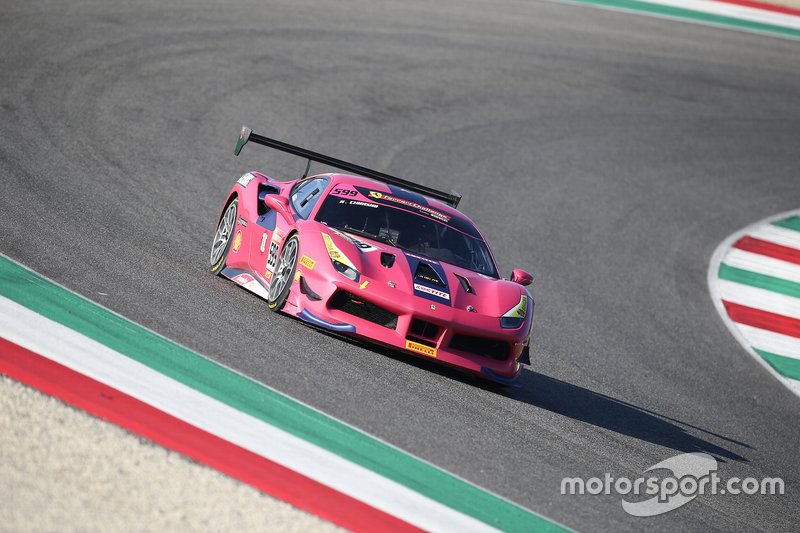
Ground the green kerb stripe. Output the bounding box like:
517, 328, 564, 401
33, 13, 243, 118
772, 216, 800, 233
0, 256, 565, 533
754, 349, 800, 381
718, 263, 800, 299
566, 0, 800, 39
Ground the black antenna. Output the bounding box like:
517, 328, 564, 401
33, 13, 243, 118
301, 158, 311, 179
234, 125, 461, 208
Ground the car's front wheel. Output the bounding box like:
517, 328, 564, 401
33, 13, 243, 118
210, 199, 238, 275
267, 234, 299, 311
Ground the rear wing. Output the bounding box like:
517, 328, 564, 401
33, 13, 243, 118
233, 125, 461, 208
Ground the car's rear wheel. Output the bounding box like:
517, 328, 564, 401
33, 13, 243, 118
267, 234, 299, 311
210, 199, 238, 275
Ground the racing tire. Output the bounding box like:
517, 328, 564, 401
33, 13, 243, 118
267, 234, 300, 312
210, 198, 238, 275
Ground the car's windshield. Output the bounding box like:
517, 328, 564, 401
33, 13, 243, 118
315, 191, 498, 277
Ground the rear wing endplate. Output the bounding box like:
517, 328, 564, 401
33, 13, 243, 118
234, 125, 461, 208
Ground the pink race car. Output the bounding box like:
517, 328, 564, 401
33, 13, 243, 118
211, 126, 534, 385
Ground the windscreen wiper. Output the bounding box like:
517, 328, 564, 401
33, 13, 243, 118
338, 226, 397, 247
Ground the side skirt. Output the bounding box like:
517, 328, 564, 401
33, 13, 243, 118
220, 267, 272, 301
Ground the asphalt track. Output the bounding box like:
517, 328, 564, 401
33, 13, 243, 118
1, 0, 799, 530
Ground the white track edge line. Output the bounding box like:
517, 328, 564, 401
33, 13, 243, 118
721, 248, 800, 283
735, 324, 800, 360
717, 279, 800, 321
747, 225, 800, 250
0, 252, 572, 533
0, 296, 499, 533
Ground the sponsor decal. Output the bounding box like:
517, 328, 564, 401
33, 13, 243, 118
348, 200, 378, 209
359, 280, 369, 290
430, 304, 436, 310
300, 255, 316, 270
230, 272, 270, 299
331, 187, 358, 198
404, 251, 439, 264
416, 270, 442, 286
232, 230, 243, 253
321, 233, 356, 270
294, 271, 301, 282
405, 340, 437, 358
265, 229, 287, 279
237, 173, 256, 188
260, 233, 268, 253
405, 251, 451, 306
237, 217, 248, 227
331, 229, 379, 253
265, 270, 272, 280
266, 240, 280, 273
231, 273, 255, 286
502, 295, 528, 318
414, 283, 450, 301
351, 238, 379, 252
367, 190, 451, 223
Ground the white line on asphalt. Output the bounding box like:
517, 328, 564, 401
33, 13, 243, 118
717, 279, 800, 321
785, 378, 800, 396
722, 248, 800, 283
735, 324, 800, 360
747, 225, 800, 251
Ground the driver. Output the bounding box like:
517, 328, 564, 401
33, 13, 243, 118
399, 219, 435, 252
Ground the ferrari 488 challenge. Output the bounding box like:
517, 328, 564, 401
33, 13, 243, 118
211, 126, 534, 384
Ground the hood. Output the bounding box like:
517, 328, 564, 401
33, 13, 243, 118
315, 224, 526, 317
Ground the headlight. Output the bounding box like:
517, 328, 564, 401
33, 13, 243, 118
332, 259, 360, 281
500, 294, 528, 329
500, 316, 525, 329
322, 233, 360, 283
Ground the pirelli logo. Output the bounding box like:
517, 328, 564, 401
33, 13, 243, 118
299, 255, 316, 270
405, 339, 437, 358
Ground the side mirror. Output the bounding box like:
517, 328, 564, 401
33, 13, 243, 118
510, 269, 533, 286
264, 194, 294, 223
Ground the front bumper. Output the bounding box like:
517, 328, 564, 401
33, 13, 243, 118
288, 274, 529, 383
